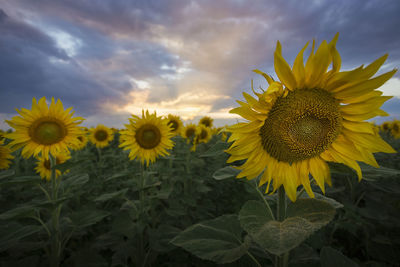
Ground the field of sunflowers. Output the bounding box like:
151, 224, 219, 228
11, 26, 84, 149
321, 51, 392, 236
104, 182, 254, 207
1, 35, 400, 267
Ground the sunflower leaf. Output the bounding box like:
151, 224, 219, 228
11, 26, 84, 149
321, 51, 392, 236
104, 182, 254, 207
320, 246, 358, 267
212, 166, 240, 180
240, 199, 335, 255
171, 214, 250, 264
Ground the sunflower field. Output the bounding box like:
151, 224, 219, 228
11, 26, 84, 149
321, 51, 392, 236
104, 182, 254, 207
1, 35, 400, 267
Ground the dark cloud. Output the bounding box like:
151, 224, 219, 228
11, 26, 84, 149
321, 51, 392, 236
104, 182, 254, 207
1, 0, 399, 127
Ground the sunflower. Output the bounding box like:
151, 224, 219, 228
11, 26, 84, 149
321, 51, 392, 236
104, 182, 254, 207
167, 114, 183, 135
391, 120, 400, 139
119, 110, 174, 166
381, 121, 391, 132
34, 152, 71, 181
74, 133, 88, 150
196, 125, 212, 144
199, 116, 213, 128
0, 140, 13, 169
6, 97, 84, 159
182, 123, 199, 142
226, 33, 397, 202
89, 124, 114, 148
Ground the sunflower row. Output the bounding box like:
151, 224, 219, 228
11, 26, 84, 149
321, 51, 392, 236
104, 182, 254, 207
0, 100, 226, 178
380, 120, 400, 139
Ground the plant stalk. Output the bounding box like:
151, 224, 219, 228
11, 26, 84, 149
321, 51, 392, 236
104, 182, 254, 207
49, 154, 61, 267
275, 186, 289, 267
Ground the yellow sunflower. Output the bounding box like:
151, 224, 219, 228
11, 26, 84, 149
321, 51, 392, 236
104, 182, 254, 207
182, 123, 199, 142
167, 114, 183, 135
226, 33, 397, 202
196, 125, 212, 144
89, 124, 114, 148
74, 133, 88, 150
119, 110, 174, 166
6, 97, 84, 159
391, 120, 400, 139
381, 121, 391, 132
0, 140, 13, 169
199, 116, 213, 128
34, 152, 71, 181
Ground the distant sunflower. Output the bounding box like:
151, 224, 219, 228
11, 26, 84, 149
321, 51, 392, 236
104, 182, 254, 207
167, 114, 183, 135
119, 110, 174, 166
391, 121, 400, 139
35, 152, 71, 181
6, 97, 84, 159
74, 133, 88, 150
199, 116, 213, 128
182, 123, 198, 142
381, 122, 391, 132
226, 33, 397, 202
196, 125, 212, 144
0, 140, 13, 169
89, 124, 113, 148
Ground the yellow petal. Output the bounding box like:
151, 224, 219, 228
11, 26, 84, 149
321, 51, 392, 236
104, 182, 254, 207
274, 41, 297, 90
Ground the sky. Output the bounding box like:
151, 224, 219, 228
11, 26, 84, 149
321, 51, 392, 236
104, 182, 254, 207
0, 0, 399, 130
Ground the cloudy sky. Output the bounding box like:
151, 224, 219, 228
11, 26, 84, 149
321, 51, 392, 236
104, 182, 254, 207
1, 0, 399, 129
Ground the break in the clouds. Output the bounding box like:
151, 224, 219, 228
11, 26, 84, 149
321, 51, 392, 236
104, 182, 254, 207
1, 0, 399, 129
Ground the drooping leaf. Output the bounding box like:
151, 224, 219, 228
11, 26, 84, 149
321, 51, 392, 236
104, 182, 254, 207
0, 225, 42, 251
69, 208, 110, 228
171, 214, 250, 264
94, 188, 129, 202
212, 166, 240, 180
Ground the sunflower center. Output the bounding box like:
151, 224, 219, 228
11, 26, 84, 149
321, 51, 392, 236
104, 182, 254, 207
95, 130, 108, 141
260, 88, 342, 163
382, 124, 389, 131
29, 118, 67, 145
201, 120, 211, 127
393, 123, 399, 133
77, 136, 83, 142
168, 120, 179, 131
135, 124, 161, 149
199, 129, 208, 139
186, 128, 195, 138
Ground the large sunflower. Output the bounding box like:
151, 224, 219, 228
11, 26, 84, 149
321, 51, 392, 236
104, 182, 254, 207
199, 116, 214, 128
167, 114, 183, 135
119, 110, 174, 166
226, 34, 397, 202
89, 124, 114, 148
0, 140, 13, 169
6, 97, 84, 159
34, 152, 71, 181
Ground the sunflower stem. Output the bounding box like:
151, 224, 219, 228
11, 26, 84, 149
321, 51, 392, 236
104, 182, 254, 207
246, 252, 262, 267
184, 150, 191, 195
49, 154, 61, 267
276, 186, 289, 267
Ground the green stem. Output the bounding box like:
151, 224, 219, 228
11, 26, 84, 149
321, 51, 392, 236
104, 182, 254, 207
49, 154, 61, 267
275, 186, 289, 267
184, 150, 191, 195
246, 252, 262, 267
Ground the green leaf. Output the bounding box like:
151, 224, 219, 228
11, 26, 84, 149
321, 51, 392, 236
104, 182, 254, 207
171, 214, 250, 264
0, 169, 15, 180
212, 166, 240, 180
69, 208, 110, 228
286, 199, 336, 230
320, 246, 358, 267
61, 173, 89, 190
300, 193, 344, 209
359, 162, 400, 181
0, 225, 42, 251
94, 188, 129, 202
0, 206, 37, 220
240, 199, 336, 255
0, 175, 42, 186
200, 141, 229, 157
150, 224, 181, 253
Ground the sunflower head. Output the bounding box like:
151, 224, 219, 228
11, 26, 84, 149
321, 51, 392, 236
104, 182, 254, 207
196, 125, 212, 144
34, 152, 71, 181
0, 140, 13, 170
167, 114, 183, 135
74, 133, 88, 150
391, 120, 400, 138
226, 33, 397, 202
6, 97, 84, 159
182, 123, 198, 142
199, 116, 213, 128
89, 124, 114, 148
381, 122, 391, 132
119, 110, 174, 166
